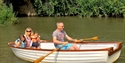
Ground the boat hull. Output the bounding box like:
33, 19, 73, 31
8, 42, 122, 63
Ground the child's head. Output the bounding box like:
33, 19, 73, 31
19, 35, 25, 41
34, 32, 38, 37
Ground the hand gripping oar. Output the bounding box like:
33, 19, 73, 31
34, 42, 68, 63
76, 36, 98, 42
77, 36, 98, 48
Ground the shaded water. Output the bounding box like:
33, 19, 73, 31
0, 17, 125, 63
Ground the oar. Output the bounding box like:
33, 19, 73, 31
34, 42, 68, 63
77, 36, 98, 48
76, 36, 98, 42
41, 36, 98, 43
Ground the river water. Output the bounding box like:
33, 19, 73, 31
0, 17, 125, 63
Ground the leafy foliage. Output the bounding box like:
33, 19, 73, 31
33, 0, 125, 17
0, 2, 18, 26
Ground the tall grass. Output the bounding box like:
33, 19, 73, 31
33, 0, 125, 17
0, 1, 18, 26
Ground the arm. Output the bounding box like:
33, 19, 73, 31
15, 39, 21, 47
37, 35, 41, 43
65, 34, 77, 42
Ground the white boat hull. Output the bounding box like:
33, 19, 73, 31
8, 42, 122, 63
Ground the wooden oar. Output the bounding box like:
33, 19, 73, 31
34, 42, 68, 63
76, 36, 98, 42
78, 36, 98, 48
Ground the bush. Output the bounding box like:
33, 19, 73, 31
33, 0, 125, 17
0, 1, 18, 26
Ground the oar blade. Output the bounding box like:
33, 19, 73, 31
92, 36, 98, 40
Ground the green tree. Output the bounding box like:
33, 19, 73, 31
0, 1, 18, 26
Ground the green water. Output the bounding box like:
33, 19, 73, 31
0, 17, 125, 63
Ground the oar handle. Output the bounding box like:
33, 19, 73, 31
34, 42, 68, 63
44, 42, 68, 57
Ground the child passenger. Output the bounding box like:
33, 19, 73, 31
15, 35, 26, 48
30, 32, 41, 49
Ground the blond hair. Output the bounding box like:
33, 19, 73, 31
24, 27, 34, 37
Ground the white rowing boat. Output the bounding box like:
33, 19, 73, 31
8, 41, 122, 63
